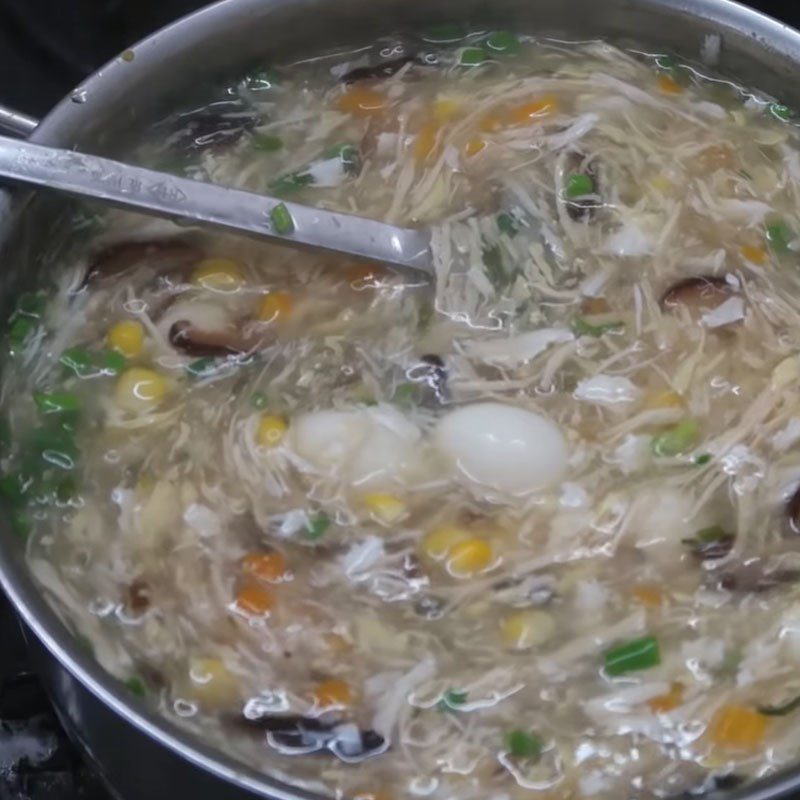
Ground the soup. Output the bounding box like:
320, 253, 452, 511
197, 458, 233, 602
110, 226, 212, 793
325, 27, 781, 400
5, 28, 800, 800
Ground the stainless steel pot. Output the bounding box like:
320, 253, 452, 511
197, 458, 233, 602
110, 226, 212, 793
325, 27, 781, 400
2, 1, 800, 798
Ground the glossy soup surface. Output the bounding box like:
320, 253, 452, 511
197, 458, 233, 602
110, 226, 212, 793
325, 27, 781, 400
6, 29, 800, 800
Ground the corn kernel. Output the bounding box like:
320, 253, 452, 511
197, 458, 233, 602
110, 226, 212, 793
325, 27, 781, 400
433, 98, 462, 122
447, 537, 494, 577
256, 414, 288, 448
631, 584, 666, 608
257, 291, 293, 322
188, 657, 240, 709
242, 551, 288, 582
500, 609, 556, 649
421, 524, 470, 561
649, 681, 684, 713
107, 320, 145, 358
709, 705, 770, 750
191, 258, 246, 292
335, 87, 387, 117
362, 493, 407, 524
464, 137, 487, 158
740, 243, 768, 265
643, 391, 685, 410
235, 582, 274, 616
114, 368, 168, 413
312, 678, 353, 708
504, 95, 559, 126
658, 74, 683, 94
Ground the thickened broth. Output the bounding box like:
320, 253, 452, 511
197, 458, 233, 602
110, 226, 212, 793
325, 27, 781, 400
5, 29, 800, 800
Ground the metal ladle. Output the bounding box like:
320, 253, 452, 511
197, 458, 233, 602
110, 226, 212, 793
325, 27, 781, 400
0, 134, 434, 273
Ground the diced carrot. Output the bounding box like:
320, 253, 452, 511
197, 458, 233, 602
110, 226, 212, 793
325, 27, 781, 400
312, 678, 353, 708
658, 74, 683, 94
643, 391, 685, 411
335, 87, 387, 117
464, 137, 487, 158
581, 297, 610, 315
242, 551, 288, 583
698, 144, 734, 170
709, 705, 770, 750
504, 94, 560, 126
740, 243, 768, 265
257, 291, 293, 323
649, 681, 685, 713
235, 583, 274, 616
433, 98, 461, 123
478, 113, 504, 133
414, 119, 441, 165
631, 583, 667, 608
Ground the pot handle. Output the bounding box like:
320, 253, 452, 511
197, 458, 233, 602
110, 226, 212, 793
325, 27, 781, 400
0, 105, 39, 139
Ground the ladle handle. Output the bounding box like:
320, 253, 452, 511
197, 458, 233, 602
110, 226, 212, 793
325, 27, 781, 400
0, 105, 39, 139
0, 133, 433, 273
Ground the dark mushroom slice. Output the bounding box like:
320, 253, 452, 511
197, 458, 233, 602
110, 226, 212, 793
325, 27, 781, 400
564, 151, 601, 222
166, 99, 260, 151
405, 354, 448, 404
682, 526, 735, 561
786, 484, 800, 535
237, 713, 387, 760
83, 240, 202, 288
168, 320, 252, 358
125, 578, 151, 614
660, 276, 735, 315
341, 54, 425, 84
714, 559, 800, 592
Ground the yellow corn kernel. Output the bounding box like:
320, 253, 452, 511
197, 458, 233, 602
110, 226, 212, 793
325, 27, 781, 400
433, 98, 462, 122
447, 538, 494, 577
362, 493, 407, 524
235, 582, 274, 616
500, 609, 556, 650
335, 87, 387, 117
242, 551, 288, 583
256, 414, 288, 448
257, 291, 293, 322
709, 705, 770, 750
107, 320, 145, 358
188, 658, 240, 709
414, 119, 441, 165
191, 258, 246, 292
649, 681, 684, 713
312, 678, 353, 708
658, 74, 683, 94
651, 174, 672, 193
421, 524, 471, 561
631, 583, 666, 608
740, 243, 768, 265
114, 368, 168, 413
464, 137, 487, 158
643, 390, 685, 410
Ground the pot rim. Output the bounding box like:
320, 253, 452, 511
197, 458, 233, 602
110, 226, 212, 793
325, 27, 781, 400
4, 0, 800, 798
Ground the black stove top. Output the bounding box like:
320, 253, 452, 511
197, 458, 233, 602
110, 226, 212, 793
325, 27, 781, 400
2, 1, 800, 797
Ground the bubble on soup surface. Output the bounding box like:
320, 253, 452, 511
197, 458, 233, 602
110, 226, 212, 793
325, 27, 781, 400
433, 402, 567, 495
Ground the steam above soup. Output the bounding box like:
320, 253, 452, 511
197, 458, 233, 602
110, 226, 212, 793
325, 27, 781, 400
5, 28, 800, 800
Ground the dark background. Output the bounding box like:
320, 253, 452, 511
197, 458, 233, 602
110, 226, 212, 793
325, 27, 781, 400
1, 0, 800, 119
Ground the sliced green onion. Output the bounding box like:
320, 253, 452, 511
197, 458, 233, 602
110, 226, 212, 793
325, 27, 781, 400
422, 24, 463, 43
506, 730, 542, 758
8, 316, 35, 347
651, 419, 699, 456
459, 47, 489, 67
102, 349, 126, 376
694, 452, 712, 466
306, 511, 331, 540
437, 689, 467, 711
767, 221, 793, 253
682, 525, 734, 559
392, 382, 419, 406
17, 293, 47, 318
571, 317, 623, 337
60, 347, 96, 378
485, 31, 520, 56
243, 68, 280, 92
0, 473, 27, 506
497, 212, 520, 237
604, 635, 661, 676
271, 203, 294, 235
124, 676, 147, 698
655, 55, 677, 70
252, 134, 284, 152
270, 171, 315, 195
566, 173, 594, 198
10, 510, 31, 540
186, 358, 217, 379
321, 143, 361, 175
34, 391, 81, 415
758, 695, 800, 716
770, 103, 793, 121
482, 244, 506, 287
251, 392, 269, 410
